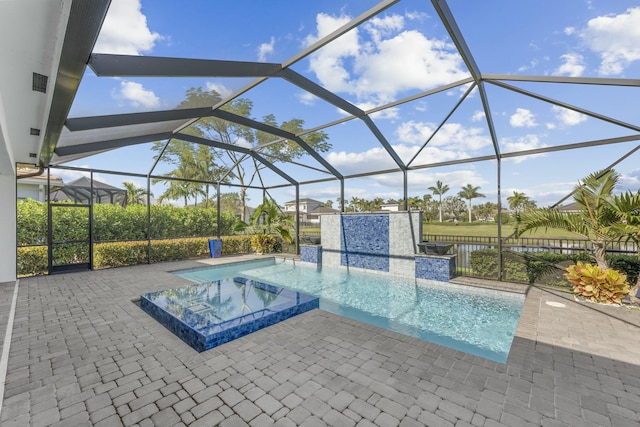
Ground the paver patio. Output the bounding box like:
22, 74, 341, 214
1, 256, 640, 426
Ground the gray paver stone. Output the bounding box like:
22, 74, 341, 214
150, 407, 181, 427
323, 409, 356, 427
328, 390, 356, 411
192, 383, 223, 403
94, 414, 124, 427
234, 399, 262, 422
191, 396, 223, 418
173, 397, 196, 414
255, 393, 283, 415
219, 414, 251, 426
121, 402, 159, 426
287, 406, 312, 424
250, 413, 275, 427
90, 405, 117, 424
302, 396, 331, 417
220, 388, 245, 407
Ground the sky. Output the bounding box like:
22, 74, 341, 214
59, 0, 640, 209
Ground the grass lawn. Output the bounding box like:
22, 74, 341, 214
300, 222, 584, 239
423, 222, 584, 239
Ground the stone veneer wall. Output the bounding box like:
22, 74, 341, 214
321, 211, 422, 278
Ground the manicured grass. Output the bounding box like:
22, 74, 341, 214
300, 221, 584, 239
423, 222, 584, 239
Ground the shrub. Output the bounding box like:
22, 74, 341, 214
17, 199, 238, 244
565, 261, 630, 304
470, 248, 640, 287
250, 233, 277, 253
17, 246, 48, 277
468, 249, 528, 282
494, 212, 511, 224
94, 235, 254, 269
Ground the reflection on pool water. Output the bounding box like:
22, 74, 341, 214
175, 258, 525, 363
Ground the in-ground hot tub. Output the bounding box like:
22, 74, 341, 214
140, 277, 318, 352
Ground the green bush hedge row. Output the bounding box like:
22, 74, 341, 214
469, 248, 640, 286
17, 199, 237, 245
17, 235, 254, 277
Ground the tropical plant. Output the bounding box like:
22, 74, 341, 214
603, 190, 640, 300
507, 191, 530, 217
429, 180, 450, 222
458, 184, 485, 222
518, 170, 620, 269
233, 197, 294, 253
565, 261, 629, 305
123, 181, 152, 206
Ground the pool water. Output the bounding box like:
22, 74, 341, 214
175, 259, 525, 363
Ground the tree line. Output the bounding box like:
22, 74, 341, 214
323, 183, 537, 223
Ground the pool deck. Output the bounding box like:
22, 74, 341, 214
1, 256, 640, 427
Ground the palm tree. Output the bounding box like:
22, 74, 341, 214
604, 191, 640, 300
507, 191, 530, 217
518, 170, 619, 269
428, 180, 450, 222
123, 181, 152, 206
458, 184, 485, 222
155, 163, 200, 206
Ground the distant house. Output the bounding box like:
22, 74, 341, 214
49, 176, 126, 205
284, 198, 337, 223
306, 205, 339, 223
16, 169, 64, 201
380, 203, 400, 212
558, 202, 580, 213
284, 198, 323, 213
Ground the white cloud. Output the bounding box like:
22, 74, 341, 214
551, 105, 587, 126
517, 59, 539, 73
564, 27, 576, 36
305, 13, 469, 108
53, 166, 108, 185
324, 121, 491, 175
94, 0, 162, 55
396, 121, 491, 152
471, 111, 485, 122
115, 81, 160, 108
554, 53, 585, 77
501, 134, 548, 163
327, 147, 399, 174
580, 7, 640, 75
509, 108, 537, 128
258, 37, 275, 62
205, 82, 233, 98
297, 91, 317, 106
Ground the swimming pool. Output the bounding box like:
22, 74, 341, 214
175, 258, 524, 363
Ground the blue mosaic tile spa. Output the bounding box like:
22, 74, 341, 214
141, 277, 319, 352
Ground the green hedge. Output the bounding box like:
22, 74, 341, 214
17, 235, 254, 276
17, 246, 48, 277
17, 199, 237, 245
469, 248, 640, 286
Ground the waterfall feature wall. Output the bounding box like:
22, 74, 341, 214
319, 211, 422, 278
